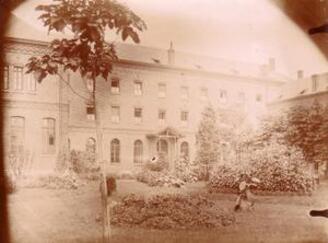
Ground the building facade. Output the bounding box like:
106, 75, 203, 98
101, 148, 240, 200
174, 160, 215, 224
2, 15, 286, 175
269, 71, 328, 111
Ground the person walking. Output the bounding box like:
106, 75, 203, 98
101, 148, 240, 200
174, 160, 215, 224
234, 174, 260, 211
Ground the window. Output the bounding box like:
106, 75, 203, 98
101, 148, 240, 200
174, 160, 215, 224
219, 89, 227, 103
42, 118, 56, 154
134, 108, 142, 123
13, 66, 24, 91
158, 109, 166, 125
180, 141, 189, 157
134, 81, 143, 96
111, 106, 120, 123
181, 86, 189, 100
111, 77, 120, 94
158, 83, 166, 98
256, 94, 263, 103
86, 137, 96, 153
110, 138, 120, 163
3, 65, 9, 90
133, 140, 143, 163
86, 106, 95, 120
181, 111, 189, 126
26, 73, 36, 92
2, 65, 36, 92
10, 116, 25, 154
200, 87, 208, 100
312, 75, 318, 92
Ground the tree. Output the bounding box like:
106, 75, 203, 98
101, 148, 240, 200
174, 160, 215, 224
195, 105, 220, 180
257, 100, 328, 179
25, 0, 146, 240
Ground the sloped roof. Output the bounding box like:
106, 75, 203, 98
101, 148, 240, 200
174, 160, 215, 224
5, 12, 288, 82
5, 13, 66, 42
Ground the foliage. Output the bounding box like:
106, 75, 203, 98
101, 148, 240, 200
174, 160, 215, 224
111, 194, 235, 229
144, 153, 169, 172
174, 156, 198, 183
136, 154, 186, 187
56, 149, 70, 173
195, 105, 220, 180
208, 140, 315, 194
25, 0, 146, 83
258, 101, 328, 166
70, 150, 99, 174
5, 149, 34, 192
136, 169, 185, 188
23, 170, 83, 190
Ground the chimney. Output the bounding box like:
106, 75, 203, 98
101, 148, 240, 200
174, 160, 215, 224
168, 41, 175, 65
268, 57, 275, 72
297, 70, 304, 79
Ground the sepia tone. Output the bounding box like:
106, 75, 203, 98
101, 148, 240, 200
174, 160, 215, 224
1, 0, 328, 243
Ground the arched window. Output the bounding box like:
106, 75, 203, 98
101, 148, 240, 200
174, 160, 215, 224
180, 141, 189, 157
42, 118, 56, 154
156, 139, 168, 154
133, 140, 143, 163
86, 137, 96, 153
110, 139, 120, 163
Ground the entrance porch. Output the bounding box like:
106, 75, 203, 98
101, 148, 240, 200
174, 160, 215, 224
146, 127, 184, 170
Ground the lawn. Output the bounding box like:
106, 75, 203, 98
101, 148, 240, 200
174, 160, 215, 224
8, 179, 328, 243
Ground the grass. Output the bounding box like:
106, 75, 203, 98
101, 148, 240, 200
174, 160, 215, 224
8, 179, 328, 243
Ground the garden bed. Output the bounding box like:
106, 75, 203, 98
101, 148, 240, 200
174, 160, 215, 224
111, 194, 235, 230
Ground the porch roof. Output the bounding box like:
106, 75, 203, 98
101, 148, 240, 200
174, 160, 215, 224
146, 126, 184, 139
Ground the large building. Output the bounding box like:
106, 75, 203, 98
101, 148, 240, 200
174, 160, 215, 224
2, 14, 286, 175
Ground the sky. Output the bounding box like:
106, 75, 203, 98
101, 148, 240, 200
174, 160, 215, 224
12, 0, 328, 78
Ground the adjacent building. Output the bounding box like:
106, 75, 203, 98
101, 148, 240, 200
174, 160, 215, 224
269, 70, 328, 111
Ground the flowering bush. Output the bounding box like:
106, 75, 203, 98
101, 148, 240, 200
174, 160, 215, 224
136, 169, 185, 188
70, 150, 100, 174
174, 156, 198, 183
208, 141, 315, 194
144, 153, 169, 172
111, 194, 235, 229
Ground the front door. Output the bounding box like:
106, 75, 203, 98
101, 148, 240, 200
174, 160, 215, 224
156, 139, 169, 162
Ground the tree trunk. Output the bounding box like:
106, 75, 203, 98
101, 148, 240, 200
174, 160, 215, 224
93, 81, 111, 242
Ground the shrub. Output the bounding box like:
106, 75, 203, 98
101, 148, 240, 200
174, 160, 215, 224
111, 194, 235, 229
56, 149, 70, 173
21, 170, 85, 190
136, 169, 185, 188
208, 141, 315, 194
144, 153, 169, 172
70, 150, 99, 174
174, 156, 198, 183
